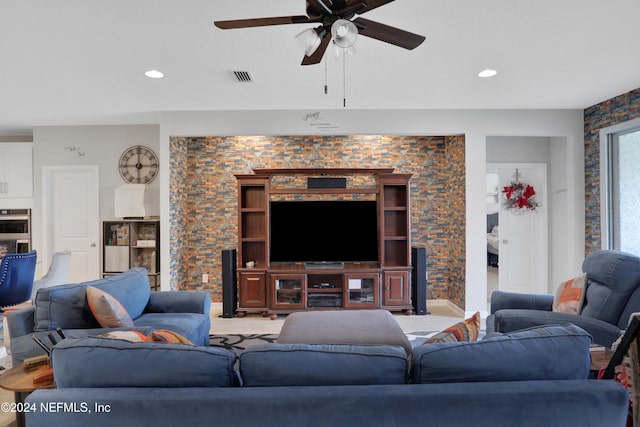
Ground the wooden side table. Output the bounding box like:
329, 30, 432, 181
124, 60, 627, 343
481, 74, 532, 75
591, 347, 613, 371
0, 363, 54, 427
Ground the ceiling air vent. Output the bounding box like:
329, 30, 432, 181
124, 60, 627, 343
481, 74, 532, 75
233, 71, 253, 83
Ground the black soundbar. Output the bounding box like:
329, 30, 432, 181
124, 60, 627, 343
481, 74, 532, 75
307, 177, 347, 189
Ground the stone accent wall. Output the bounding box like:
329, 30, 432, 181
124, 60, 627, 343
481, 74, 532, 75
445, 135, 466, 306
169, 135, 466, 307
584, 88, 640, 254
169, 138, 189, 291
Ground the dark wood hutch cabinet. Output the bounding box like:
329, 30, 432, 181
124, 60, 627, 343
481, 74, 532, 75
235, 168, 412, 318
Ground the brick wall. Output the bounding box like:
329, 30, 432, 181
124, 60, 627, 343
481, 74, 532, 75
169, 135, 466, 307
584, 88, 640, 253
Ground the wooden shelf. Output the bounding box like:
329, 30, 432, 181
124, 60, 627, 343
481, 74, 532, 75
269, 188, 378, 195
276, 288, 302, 293
252, 168, 394, 176
307, 288, 341, 293
102, 219, 160, 290
235, 168, 412, 316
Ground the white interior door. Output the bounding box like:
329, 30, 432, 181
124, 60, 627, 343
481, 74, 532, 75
43, 166, 100, 283
488, 163, 548, 294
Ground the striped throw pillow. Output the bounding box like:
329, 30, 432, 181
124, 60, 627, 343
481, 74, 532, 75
422, 311, 481, 344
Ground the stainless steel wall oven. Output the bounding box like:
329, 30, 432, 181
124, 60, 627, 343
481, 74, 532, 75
0, 209, 31, 255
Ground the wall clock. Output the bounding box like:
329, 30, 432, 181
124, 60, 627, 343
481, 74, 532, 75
118, 145, 159, 184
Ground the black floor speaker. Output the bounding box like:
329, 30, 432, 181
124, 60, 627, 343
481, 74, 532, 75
411, 247, 429, 315
221, 249, 237, 318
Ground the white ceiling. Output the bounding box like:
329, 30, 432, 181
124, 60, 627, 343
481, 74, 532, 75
1, 0, 639, 136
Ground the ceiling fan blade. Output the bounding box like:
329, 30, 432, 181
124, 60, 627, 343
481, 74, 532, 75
353, 17, 425, 50
333, 2, 367, 19
356, 0, 395, 14
214, 15, 316, 29
301, 31, 332, 65
307, 0, 333, 16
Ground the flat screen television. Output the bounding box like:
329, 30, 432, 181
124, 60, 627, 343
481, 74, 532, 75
270, 200, 379, 264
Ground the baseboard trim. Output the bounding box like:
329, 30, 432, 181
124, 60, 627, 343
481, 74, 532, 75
427, 299, 489, 319
427, 299, 465, 317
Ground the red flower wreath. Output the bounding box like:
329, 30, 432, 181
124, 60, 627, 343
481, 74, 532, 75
502, 180, 539, 213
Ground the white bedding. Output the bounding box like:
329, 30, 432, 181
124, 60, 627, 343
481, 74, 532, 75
487, 226, 499, 255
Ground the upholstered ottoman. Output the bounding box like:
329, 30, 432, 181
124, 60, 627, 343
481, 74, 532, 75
277, 310, 412, 356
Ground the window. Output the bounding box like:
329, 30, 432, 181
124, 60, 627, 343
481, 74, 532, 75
606, 126, 640, 255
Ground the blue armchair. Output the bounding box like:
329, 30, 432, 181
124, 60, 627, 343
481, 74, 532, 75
486, 250, 640, 347
0, 250, 37, 308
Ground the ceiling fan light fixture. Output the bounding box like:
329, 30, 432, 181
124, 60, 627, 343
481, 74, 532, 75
331, 19, 358, 48
478, 69, 498, 78
295, 28, 321, 56
144, 69, 164, 79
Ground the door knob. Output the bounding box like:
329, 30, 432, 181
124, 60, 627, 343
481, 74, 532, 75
91, 243, 97, 247
502, 239, 509, 244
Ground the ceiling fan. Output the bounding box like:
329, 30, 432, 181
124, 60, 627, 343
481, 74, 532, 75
214, 0, 426, 65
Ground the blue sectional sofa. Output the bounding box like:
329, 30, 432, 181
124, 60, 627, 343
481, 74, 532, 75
25, 324, 629, 427
6, 268, 210, 364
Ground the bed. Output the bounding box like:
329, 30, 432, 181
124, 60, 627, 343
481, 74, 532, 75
487, 213, 499, 267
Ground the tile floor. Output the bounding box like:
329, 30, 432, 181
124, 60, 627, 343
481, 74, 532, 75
209, 301, 464, 335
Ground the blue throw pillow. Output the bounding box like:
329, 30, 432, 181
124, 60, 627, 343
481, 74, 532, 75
411, 324, 592, 384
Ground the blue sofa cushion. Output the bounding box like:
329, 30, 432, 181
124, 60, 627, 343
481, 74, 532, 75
240, 343, 408, 386
52, 337, 238, 388
10, 326, 157, 363
134, 312, 210, 346
412, 324, 592, 384
33, 268, 150, 331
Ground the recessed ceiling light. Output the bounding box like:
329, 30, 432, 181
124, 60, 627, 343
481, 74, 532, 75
478, 69, 497, 78
144, 70, 164, 79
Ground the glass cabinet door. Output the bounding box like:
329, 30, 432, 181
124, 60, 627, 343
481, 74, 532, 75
272, 274, 305, 309
344, 273, 379, 308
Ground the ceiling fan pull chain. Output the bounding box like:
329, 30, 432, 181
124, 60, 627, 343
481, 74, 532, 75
343, 51, 347, 108
324, 55, 328, 95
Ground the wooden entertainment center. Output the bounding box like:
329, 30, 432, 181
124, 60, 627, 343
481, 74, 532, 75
235, 168, 412, 318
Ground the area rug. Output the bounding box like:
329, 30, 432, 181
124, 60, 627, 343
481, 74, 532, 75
209, 334, 279, 355
209, 332, 441, 354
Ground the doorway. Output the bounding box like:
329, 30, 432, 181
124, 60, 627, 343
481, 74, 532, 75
486, 163, 548, 299
42, 165, 100, 282
486, 173, 500, 302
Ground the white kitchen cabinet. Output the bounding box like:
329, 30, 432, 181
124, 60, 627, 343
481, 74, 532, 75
0, 143, 33, 198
